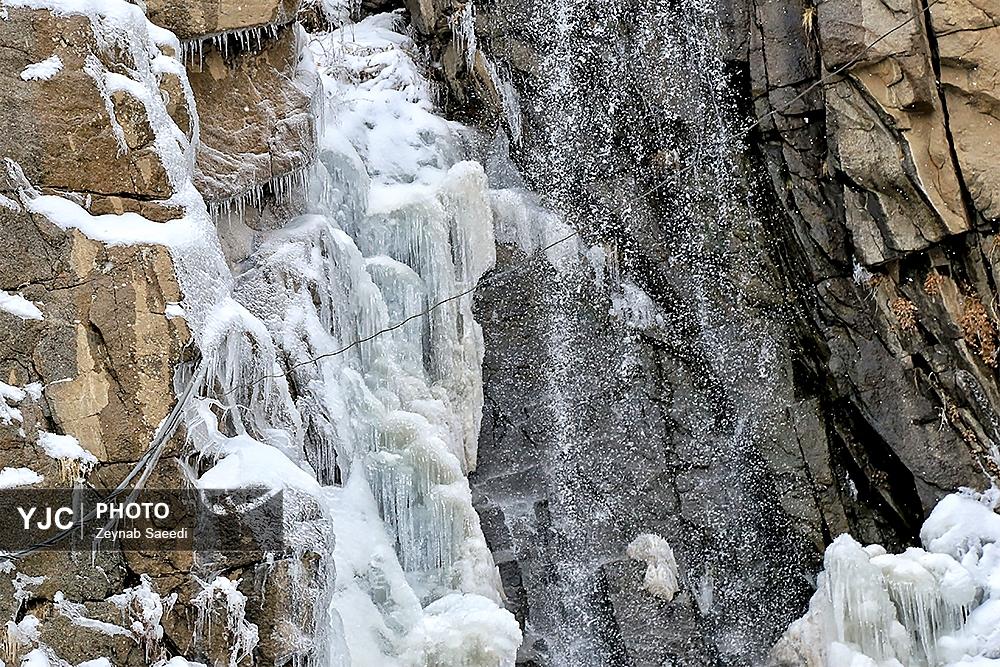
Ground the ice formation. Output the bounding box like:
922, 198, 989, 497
450, 3, 477, 69
180, 22, 286, 68
3, 0, 520, 663
54, 591, 132, 638
775, 488, 1000, 666
627, 534, 680, 601
191, 576, 258, 667
108, 575, 177, 662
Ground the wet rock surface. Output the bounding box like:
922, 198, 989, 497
409, 0, 1000, 663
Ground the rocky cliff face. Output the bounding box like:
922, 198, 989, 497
402, 0, 1000, 663
733, 0, 999, 537
0, 0, 319, 664
3, 0, 998, 662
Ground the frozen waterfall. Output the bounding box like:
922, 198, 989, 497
174, 10, 522, 666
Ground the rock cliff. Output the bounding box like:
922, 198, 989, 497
0, 0, 318, 663
3, 0, 998, 663
400, 0, 1000, 663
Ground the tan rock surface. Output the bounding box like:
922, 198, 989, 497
146, 0, 299, 40
188, 25, 317, 230
0, 8, 193, 199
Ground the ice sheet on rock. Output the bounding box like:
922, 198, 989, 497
0, 290, 42, 320
325, 473, 422, 666
489, 188, 583, 269
611, 280, 664, 330
481, 56, 521, 145
401, 593, 522, 667
18, 54, 62, 80
54, 591, 131, 638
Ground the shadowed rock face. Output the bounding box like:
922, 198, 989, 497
736, 0, 1000, 516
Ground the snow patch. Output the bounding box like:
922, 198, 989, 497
0, 192, 20, 211
0, 291, 42, 320
37, 431, 97, 480
18, 648, 49, 667
157, 659, 208, 667
19, 54, 62, 81
0, 382, 26, 426
0, 467, 42, 489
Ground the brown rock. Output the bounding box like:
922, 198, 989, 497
0, 7, 193, 199
818, 0, 971, 238
146, 0, 300, 40
188, 25, 317, 228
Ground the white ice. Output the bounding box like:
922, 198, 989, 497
627, 534, 680, 601
775, 488, 1000, 666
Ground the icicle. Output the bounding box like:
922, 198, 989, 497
481, 56, 522, 144
450, 3, 477, 70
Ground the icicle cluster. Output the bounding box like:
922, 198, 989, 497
481, 56, 522, 145
450, 3, 477, 69
207, 166, 312, 225
191, 576, 259, 667
180, 22, 288, 68
774, 489, 1000, 666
